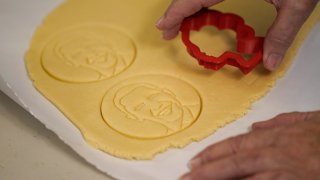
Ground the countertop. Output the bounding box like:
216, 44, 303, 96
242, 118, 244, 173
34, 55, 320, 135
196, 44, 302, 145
0, 91, 112, 180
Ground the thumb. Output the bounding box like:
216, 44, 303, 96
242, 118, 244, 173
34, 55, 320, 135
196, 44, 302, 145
263, 0, 318, 71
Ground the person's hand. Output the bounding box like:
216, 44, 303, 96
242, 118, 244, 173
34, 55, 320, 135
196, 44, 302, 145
180, 111, 320, 180
156, 0, 319, 71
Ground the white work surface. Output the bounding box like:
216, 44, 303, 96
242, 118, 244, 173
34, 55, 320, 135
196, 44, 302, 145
1, 0, 320, 180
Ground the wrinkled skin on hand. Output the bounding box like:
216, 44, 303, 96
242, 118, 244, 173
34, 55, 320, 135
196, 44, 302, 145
156, 0, 319, 71
180, 111, 320, 180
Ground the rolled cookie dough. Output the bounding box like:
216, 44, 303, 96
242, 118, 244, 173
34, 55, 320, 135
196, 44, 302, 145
25, 0, 320, 159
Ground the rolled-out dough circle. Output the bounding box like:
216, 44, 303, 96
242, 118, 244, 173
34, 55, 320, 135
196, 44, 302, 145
101, 75, 202, 139
41, 23, 136, 83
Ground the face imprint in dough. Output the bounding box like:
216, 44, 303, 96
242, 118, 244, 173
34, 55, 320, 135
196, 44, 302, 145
41, 23, 136, 83
101, 75, 202, 139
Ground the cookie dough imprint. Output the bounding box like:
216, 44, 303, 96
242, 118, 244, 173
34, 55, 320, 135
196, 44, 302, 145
41, 23, 136, 83
101, 75, 202, 139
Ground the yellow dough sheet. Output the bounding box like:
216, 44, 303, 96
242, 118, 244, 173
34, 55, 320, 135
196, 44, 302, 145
25, 0, 320, 159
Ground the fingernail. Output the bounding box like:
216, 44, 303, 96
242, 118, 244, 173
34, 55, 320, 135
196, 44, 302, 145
156, 16, 164, 28
180, 174, 192, 180
188, 158, 201, 169
266, 53, 283, 71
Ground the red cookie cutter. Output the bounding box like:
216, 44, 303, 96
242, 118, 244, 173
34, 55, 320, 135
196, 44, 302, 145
180, 9, 264, 74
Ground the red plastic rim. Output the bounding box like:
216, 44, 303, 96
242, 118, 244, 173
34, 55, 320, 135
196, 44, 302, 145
180, 9, 264, 74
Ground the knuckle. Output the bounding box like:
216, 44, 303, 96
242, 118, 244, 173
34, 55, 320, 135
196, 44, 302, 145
230, 151, 262, 175
198, 144, 219, 163
229, 134, 247, 152
199, 149, 212, 164
266, 34, 292, 50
